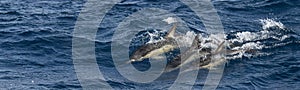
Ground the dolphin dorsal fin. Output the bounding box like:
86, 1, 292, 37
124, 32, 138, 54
191, 35, 200, 48
165, 23, 178, 38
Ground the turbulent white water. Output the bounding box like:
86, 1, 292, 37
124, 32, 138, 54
146, 30, 165, 44
260, 18, 286, 30
162, 17, 178, 25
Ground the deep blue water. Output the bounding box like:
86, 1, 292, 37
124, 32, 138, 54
1, 0, 300, 89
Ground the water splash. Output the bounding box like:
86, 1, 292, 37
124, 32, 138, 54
146, 30, 165, 44
260, 18, 286, 30
162, 17, 178, 24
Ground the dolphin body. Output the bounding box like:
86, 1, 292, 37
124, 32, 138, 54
165, 35, 226, 72
164, 35, 258, 72
130, 23, 178, 62
164, 35, 212, 72
129, 23, 258, 71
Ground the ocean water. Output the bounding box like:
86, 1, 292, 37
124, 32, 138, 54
1, 0, 300, 89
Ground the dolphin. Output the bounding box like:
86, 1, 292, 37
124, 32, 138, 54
165, 38, 259, 73
164, 35, 226, 72
164, 35, 204, 72
129, 23, 179, 62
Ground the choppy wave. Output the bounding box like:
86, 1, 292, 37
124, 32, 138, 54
1, 0, 300, 89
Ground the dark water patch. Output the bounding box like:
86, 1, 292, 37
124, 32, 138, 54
56, 15, 77, 21
36, 81, 82, 89
107, 80, 136, 90
0, 11, 22, 16
0, 75, 23, 80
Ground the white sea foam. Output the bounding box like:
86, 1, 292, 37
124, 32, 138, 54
146, 30, 165, 44
226, 18, 289, 59
231, 31, 259, 43
232, 42, 263, 50
201, 33, 225, 49
260, 18, 286, 30
175, 31, 196, 47
280, 35, 289, 41
242, 42, 263, 49
229, 18, 289, 44
226, 41, 264, 59
162, 17, 178, 24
